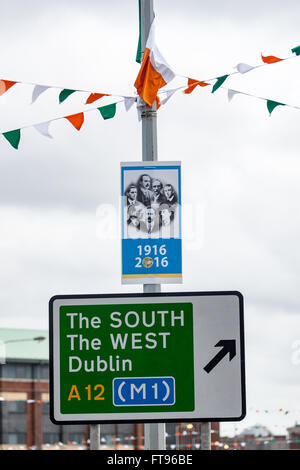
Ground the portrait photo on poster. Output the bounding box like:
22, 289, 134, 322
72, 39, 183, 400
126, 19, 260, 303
121, 161, 182, 284
123, 165, 181, 240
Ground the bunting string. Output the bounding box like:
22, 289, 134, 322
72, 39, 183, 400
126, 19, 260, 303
0, 98, 137, 149
1, 81, 299, 149
1, 44, 299, 105
2, 396, 299, 415
0, 77, 135, 105
158, 80, 300, 116
3, 438, 300, 450
1, 43, 300, 149
176, 47, 300, 94
0, 398, 299, 449
1, 45, 298, 103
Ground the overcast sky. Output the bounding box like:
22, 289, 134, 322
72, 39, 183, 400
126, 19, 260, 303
0, 0, 300, 438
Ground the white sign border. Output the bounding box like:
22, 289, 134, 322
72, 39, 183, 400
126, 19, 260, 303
49, 291, 246, 424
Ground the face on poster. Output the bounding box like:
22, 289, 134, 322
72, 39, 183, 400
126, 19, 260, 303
121, 161, 182, 284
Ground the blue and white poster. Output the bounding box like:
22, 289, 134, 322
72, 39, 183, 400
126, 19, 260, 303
121, 161, 182, 284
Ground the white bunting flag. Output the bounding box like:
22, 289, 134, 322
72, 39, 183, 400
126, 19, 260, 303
124, 97, 136, 112
161, 89, 177, 105
236, 63, 256, 74
228, 89, 242, 102
33, 121, 53, 138
31, 85, 50, 104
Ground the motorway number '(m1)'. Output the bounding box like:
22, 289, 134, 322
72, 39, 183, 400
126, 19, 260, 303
113, 377, 175, 406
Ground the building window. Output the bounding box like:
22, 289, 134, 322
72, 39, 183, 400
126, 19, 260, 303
16, 365, 32, 379
43, 433, 60, 445
1, 364, 16, 378
7, 401, 26, 413
8, 433, 27, 444
1, 363, 32, 379
39, 364, 49, 380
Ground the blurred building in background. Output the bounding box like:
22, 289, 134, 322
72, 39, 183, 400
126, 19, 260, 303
287, 424, 300, 450
2, 328, 299, 451
218, 425, 294, 450
0, 328, 141, 450
0, 328, 218, 450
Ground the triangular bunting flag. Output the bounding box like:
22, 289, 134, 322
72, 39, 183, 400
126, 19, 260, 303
124, 97, 136, 112
228, 89, 242, 102
0, 80, 17, 97
236, 63, 256, 74
261, 54, 283, 64
212, 74, 229, 93
59, 89, 76, 104
3, 129, 21, 149
184, 78, 210, 94
32, 85, 50, 104
98, 103, 116, 120
85, 93, 110, 105
134, 20, 175, 107
65, 112, 84, 130
161, 89, 177, 105
291, 45, 300, 56
266, 100, 285, 115
34, 121, 53, 138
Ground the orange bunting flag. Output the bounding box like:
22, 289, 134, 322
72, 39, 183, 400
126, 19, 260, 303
65, 112, 84, 131
134, 20, 175, 107
261, 54, 283, 64
85, 93, 110, 104
0, 79, 17, 96
184, 78, 210, 94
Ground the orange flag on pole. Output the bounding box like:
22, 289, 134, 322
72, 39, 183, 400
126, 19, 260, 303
134, 21, 175, 107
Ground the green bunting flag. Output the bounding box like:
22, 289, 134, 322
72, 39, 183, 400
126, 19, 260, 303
3, 129, 21, 149
266, 99, 285, 115
98, 103, 116, 120
291, 45, 300, 56
59, 89, 76, 104
212, 74, 229, 93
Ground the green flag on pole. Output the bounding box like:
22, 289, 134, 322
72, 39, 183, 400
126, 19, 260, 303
136, 0, 142, 63
136, 3, 155, 63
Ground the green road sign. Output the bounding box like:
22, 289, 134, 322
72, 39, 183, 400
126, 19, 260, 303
49, 292, 245, 424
